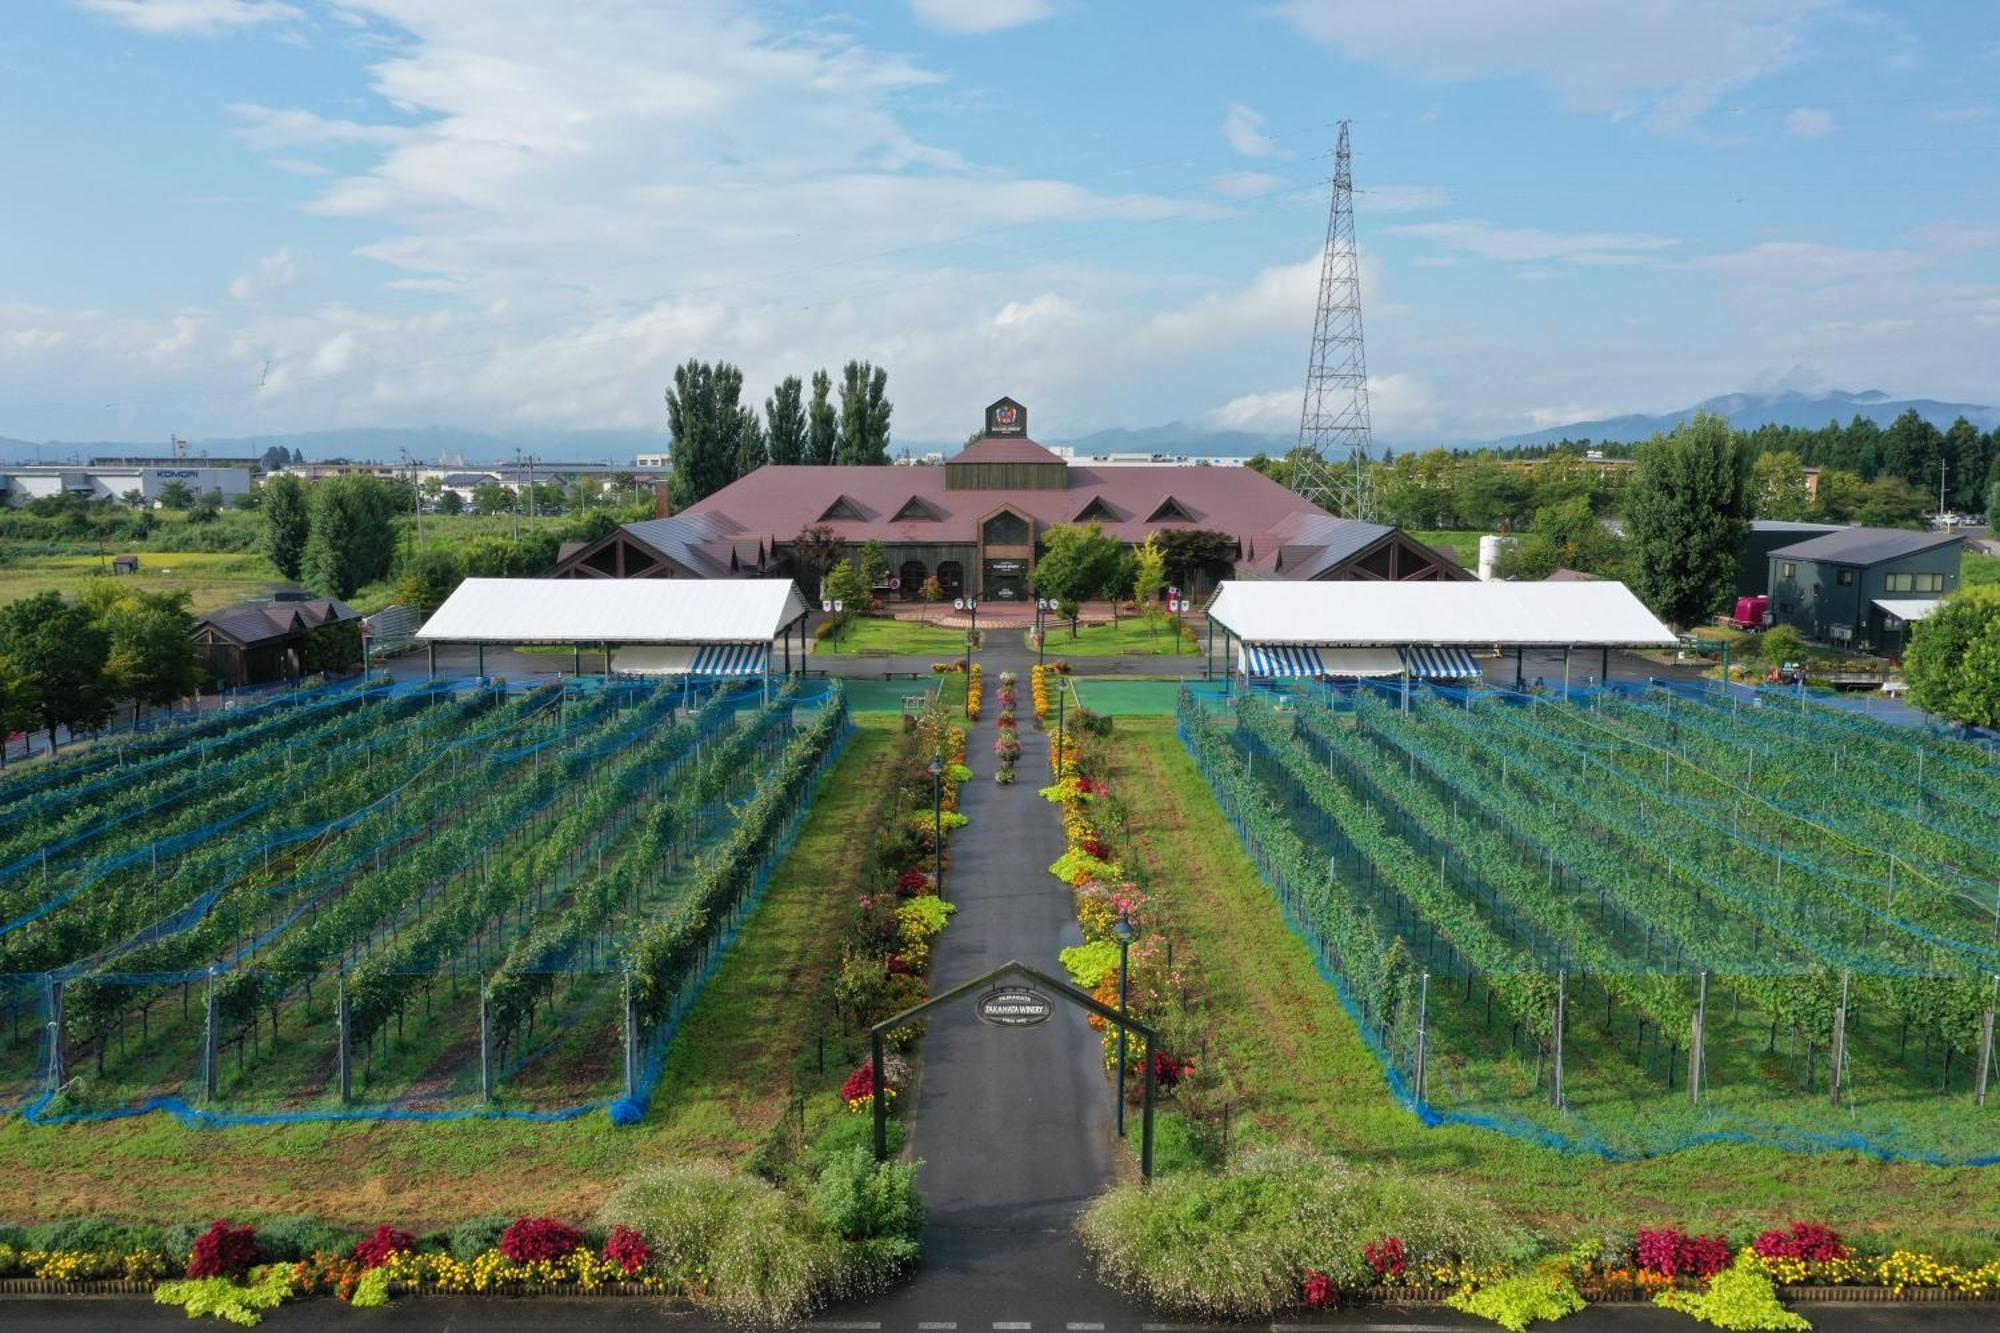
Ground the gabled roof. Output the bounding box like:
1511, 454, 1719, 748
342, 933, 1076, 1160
890, 495, 942, 522
196, 597, 359, 646
1144, 495, 1196, 523
818, 494, 870, 522
678, 463, 1325, 549
948, 436, 1065, 466
1769, 526, 1962, 565
1072, 494, 1121, 522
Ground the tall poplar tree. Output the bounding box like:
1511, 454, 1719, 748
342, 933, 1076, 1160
261, 474, 309, 580
665, 359, 750, 505
1625, 414, 1749, 629
806, 369, 839, 466
836, 359, 893, 465
765, 375, 808, 465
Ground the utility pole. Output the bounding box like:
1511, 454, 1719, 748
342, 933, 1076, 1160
510, 448, 521, 542
1292, 120, 1375, 520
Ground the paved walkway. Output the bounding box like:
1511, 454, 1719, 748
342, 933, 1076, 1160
840, 638, 1132, 1326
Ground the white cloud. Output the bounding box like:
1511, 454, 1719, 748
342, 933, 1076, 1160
1210, 170, 1289, 199
226, 104, 412, 151
908, 0, 1054, 34
1203, 387, 1296, 432
1222, 102, 1287, 158
1390, 219, 1680, 264
1202, 371, 1438, 438
1361, 184, 1452, 214
227, 247, 302, 303
76, 0, 299, 34
1273, 0, 1836, 132
1784, 106, 1835, 137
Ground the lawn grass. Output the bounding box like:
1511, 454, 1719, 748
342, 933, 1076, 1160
0, 551, 282, 615
0, 717, 903, 1229
1032, 615, 1200, 657
1105, 716, 2000, 1255
810, 616, 974, 658
1963, 550, 1999, 588
1408, 529, 1494, 570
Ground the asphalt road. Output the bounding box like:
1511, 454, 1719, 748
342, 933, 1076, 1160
829, 635, 1134, 1328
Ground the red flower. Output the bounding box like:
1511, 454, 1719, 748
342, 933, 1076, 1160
1302, 1268, 1336, 1309
352, 1225, 416, 1270
1638, 1227, 1731, 1279
499, 1217, 584, 1264
1752, 1223, 1847, 1263
1083, 838, 1111, 859
841, 1063, 878, 1102
1151, 1050, 1191, 1088
887, 954, 914, 975
604, 1225, 651, 1277
1364, 1236, 1408, 1281
187, 1221, 261, 1280
896, 870, 928, 896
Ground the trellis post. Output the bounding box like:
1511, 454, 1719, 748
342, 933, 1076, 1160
1412, 971, 1430, 1104
870, 1028, 888, 1163
45, 976, 64, 1093
1689, 971, 1707, 1106
1551, 970, 1566, 1108
1975, 977, 1996, 1108
202, 969, 220, 1103
1829, 970, 1850, 1103
479, 992, 493, 1103
336, 972, 352, 1104
622, 969, 638, 1103
1140, 1030, 1157, 1179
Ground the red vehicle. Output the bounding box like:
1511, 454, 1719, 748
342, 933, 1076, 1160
1731, 595, 1771, 630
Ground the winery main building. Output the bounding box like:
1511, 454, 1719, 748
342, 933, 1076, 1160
550, 398, 1467, 598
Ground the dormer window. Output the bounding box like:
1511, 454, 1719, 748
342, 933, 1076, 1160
891, 495, 940, 522
1147, 495, 1194, 523
818, 495, 866, 522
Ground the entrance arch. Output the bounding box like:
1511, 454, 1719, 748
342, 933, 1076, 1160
870, 958, 1158, 1176
898, 559, 928, 599
935, 560, 965, 599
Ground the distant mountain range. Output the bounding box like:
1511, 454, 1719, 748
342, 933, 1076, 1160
2, 389, 1992, 466
1485, 389, 2000, 449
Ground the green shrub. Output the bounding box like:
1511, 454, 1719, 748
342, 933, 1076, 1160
810, 1108, 904, 1165
153, 1265, 294, 1327
1447, 1269, 1587, 1331
707, 1183, 844, 1321
1078, 1148, 1533, 1318
252, 1218, 356, 1262
448, 1216, 513, 1262
1655, 1254, 1810, 1330
599, 1163, 760, 1284
809, 1148, 924, 1287
22, 1219, 166, 1254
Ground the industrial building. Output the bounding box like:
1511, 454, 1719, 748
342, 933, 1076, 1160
1765, 526, 1964, 654
0, 463, 250, 507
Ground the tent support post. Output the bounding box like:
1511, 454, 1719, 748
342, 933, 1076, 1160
1601, 645, 1609, 687
1515, 645, 1524, 690
426, 641, 435, 680
476, 642, 484, 678
572, 643, 581, 675
1562, 646, 1572, 701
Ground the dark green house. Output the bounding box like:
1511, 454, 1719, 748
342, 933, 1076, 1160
1766, 527, 1962, 654
1736, 520, 1839, 597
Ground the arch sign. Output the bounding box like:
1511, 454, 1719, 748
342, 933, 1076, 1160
868, 958, 1159, 1177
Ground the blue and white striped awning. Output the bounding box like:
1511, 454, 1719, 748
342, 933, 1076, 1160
1240, 643, 1326, 678
1399, 645, 1482, 680
690, 643, 769, 676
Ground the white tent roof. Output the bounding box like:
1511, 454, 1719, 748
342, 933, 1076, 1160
1872, 598, 1940, 622
1206, 580, 1677, 648
417, 578, 809, 645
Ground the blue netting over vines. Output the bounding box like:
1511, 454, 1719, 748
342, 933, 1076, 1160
1177, 678, 1999, 1165
1, 672, 849, 1129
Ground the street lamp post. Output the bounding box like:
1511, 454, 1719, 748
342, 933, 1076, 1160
1113, 914, 1135, 1137
1055, 671, 1066, 773
1036, 598, 1048, 668
928, 756, 944, 899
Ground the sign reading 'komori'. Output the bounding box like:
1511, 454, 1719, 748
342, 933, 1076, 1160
976, 986, 1053, 1027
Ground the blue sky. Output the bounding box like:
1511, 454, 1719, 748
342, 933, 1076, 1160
2, 0, 1998, 450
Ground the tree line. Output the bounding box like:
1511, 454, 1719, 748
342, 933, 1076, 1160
0, 584, 202, 752
667, 358, 893, 507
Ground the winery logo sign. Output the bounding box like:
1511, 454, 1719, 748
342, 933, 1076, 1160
976, 986, 1053, 1027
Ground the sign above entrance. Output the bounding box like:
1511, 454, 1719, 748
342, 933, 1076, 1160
984, 396, 1027, 438
976, 986, 1053, 1027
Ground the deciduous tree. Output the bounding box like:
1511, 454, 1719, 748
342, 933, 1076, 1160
1625, 414, 1749, 629
1033, 523, 1123, 637
666, 359, 753, 505
836, 360, 893, 465
1905, 586, 2000, 726
806, 369, 838, 466
302, 474, 399, 600
765, 375, 808, 466
0, 591, 113, 750
261, 474, 310, 580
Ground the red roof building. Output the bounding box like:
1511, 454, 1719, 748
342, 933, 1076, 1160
549, 397, 1467, 600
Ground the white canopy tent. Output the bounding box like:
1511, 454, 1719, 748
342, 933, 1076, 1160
415, 578, 814, 689
1204, 579, 1678, 696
